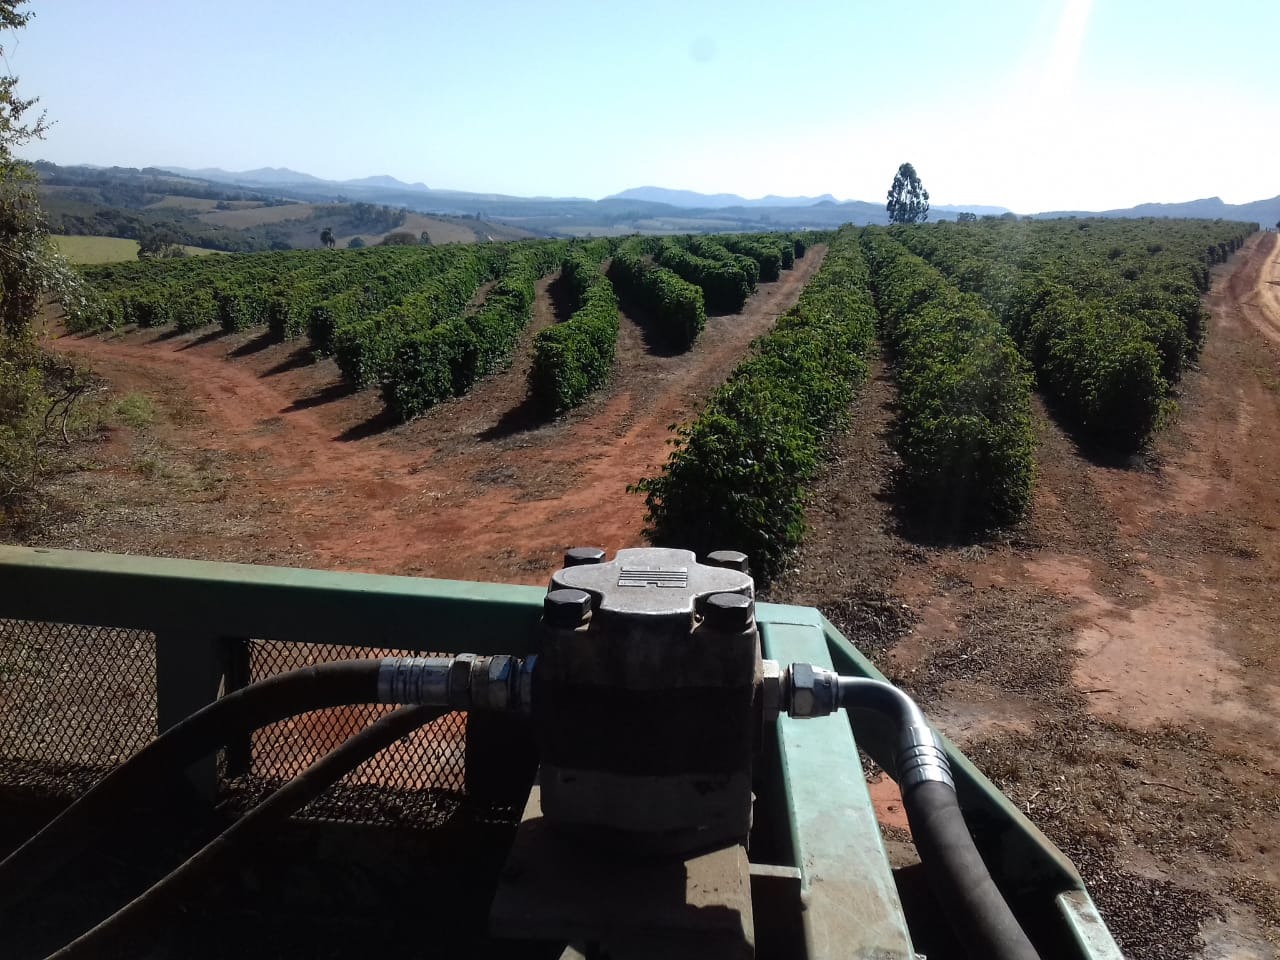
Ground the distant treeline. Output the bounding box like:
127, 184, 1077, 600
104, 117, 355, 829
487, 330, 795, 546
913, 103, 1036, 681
43, 196, 278, 253
37, 157, 413, 253
34, 161, 273, 204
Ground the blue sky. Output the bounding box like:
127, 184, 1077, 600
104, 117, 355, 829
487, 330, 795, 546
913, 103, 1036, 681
10, 0, 1279, 211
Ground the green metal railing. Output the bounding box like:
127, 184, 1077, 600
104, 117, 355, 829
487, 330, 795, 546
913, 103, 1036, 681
0, 546, 544, 814
0, 545, 1121, 959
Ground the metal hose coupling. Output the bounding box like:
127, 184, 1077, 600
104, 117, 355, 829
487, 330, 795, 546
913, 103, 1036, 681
377, 655, 536, 714
895, 723, 955, 794
782, 664, 955, 794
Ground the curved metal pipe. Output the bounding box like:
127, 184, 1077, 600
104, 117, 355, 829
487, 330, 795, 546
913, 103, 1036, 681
835, 674, 1040, 960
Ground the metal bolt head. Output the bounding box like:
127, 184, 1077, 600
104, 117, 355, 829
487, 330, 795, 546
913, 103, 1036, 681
544, 588, 592, 628
704, 549, 750, 573
563, 547, 606, 567
703, 591, 754, 631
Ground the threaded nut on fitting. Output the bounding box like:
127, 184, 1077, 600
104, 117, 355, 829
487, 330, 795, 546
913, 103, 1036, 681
788, 663, 840, 718
482, 655, 515, 712
448, 654, 476, 709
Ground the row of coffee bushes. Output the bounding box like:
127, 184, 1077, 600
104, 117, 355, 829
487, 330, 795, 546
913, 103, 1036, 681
77, 251, 299, 331
381, 241, 568, 420
304, 247, 486, 354
333, 247, 512, 388
77, 247, 437, 337
861, 229, 1036, 529
892, 218, 1256, 449
686, 237, 761, 285
267, 248, 466, 344
653, 239, 755, 313
607, 240, 705, 350
632, 227, 875, 582
716, 233, 794, 282
215, 254, 322, 332
527, 249, 619, 415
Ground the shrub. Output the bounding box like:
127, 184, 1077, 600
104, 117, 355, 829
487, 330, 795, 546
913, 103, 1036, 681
633, 227, 876, 581
862, 229, 1035, 529
608, 242, 705, 350
653, 239, 754, 313
381, 241, 566, 419
529, 251, 618, 414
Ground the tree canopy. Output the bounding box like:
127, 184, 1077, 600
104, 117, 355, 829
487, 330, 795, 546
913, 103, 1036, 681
886, 162, 930, 225
1, 1, 98, 511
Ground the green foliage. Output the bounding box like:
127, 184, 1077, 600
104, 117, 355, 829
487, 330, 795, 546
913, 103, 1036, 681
1, 330, 89, 510
381, 240, 566, 419
886, 163, 930, 225
112, 392, 155, 429
137, 227, 188, 259
634, 227, 876, 582
528, 249, 618, 414
0, 1, 107, 511
889, 216, 1256, 450
717, 235, 785, 282
653, 238, 754, 313
861, 229, 1035, 529
608, 240, 705, 349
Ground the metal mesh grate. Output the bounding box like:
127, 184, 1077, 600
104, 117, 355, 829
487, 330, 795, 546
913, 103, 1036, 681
0, 618, 157, 797
0, 625, 474, 827
225, 640, 469, 826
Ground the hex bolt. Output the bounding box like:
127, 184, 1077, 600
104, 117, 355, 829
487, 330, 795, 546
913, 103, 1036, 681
704, 549, 750, 573
563, 546, 606, 567
703, 591, 754, 631
544, 588, 593, 628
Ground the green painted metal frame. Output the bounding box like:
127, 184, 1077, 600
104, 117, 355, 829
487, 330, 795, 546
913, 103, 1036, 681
756, 602, 915, 960
0, 547, 1121, 959
816, 610, 1123, 960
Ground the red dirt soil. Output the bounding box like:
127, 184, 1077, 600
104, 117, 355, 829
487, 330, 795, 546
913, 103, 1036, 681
46, 246, 827, 584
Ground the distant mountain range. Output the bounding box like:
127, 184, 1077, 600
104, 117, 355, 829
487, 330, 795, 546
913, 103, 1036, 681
1035, 195, 1280, 225
607, 186, 840, 209
161, 166, 431, 191
607, 187, 1014, 218
57, 163, 1278, 236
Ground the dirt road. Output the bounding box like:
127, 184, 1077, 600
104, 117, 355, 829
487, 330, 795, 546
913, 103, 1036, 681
46, 246, 827, 583
772, 232, 1280, 959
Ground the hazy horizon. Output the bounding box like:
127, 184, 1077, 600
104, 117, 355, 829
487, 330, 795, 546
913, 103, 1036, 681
12, 0, 1279, 212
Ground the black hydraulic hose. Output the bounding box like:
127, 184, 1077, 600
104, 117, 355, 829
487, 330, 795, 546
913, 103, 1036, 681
838, 678, 1040, 960
0, 658, 388, 907
45, 704, 448, 960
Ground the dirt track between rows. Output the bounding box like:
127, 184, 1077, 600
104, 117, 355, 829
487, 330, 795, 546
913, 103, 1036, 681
772, 231, 1280, 958
46, 246, 827, 584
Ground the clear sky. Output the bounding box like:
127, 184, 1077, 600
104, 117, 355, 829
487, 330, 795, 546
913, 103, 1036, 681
9, 0, 1278, 212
